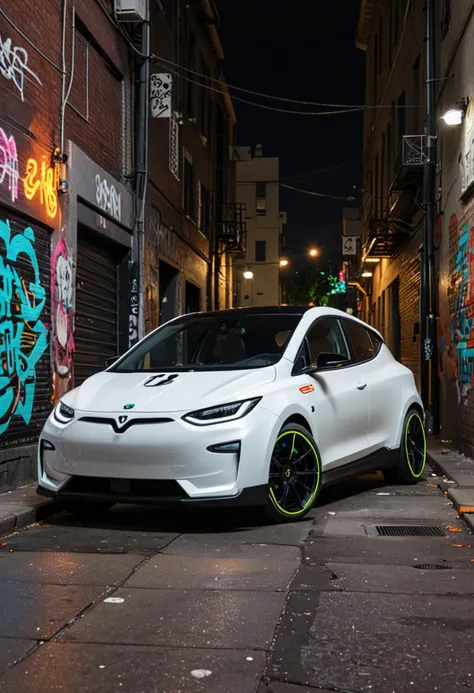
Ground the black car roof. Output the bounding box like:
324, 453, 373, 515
181, 306, 312, 320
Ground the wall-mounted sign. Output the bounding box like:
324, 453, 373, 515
150, 73, 172, 118
342, 236, 357, 255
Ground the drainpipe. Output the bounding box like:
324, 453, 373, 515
134, 13, 150, 341
420, 0, 438, 434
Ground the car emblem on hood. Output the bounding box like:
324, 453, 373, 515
118, 415, 128, 424
123, 403, 135, 410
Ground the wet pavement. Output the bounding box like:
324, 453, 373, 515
0, 468, 473, 692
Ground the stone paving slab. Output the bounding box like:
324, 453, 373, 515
0, 485, 56, 538
448, 487, 474, 510
327, 562, 474, 595
0, 642, 266, 693
0, 582, 103, 639
269, 591, 474, 692
259, 683, 331, 693
61, 587, 287, 649
0, 551, 143, 586
125, 548, 300, 591
0, 638, 34, 675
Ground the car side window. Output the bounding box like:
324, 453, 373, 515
342, 320, 378, 363
306, 317, 350, 366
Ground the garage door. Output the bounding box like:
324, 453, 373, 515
75, 226, 119, 385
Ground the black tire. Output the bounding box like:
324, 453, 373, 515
263, 422, 322, 523
60, 500, 115, 517
383, 409, 427, 485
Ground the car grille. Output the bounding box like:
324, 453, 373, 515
79, 416, 173, 434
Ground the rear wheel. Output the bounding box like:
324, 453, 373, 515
383, 409, 427, 485
264, 423, 321, 523
60, 500, 114, 517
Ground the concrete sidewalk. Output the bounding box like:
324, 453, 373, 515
427, 437, 474, 533
0, 485, 56, 537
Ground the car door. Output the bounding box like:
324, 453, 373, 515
293, 316, 370, 470
339, 318, 392, 454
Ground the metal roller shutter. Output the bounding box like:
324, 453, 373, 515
75, 226, 119, 385
0, 208, 51, 448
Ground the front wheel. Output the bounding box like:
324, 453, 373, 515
263, 423, 321, 523
383, 409, 427, 485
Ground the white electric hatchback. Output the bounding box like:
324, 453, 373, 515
37, 306, 426, 522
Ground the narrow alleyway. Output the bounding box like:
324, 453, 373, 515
0, 464, 473, 693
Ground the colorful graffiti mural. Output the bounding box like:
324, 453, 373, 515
0, 219, 48, 435
23, 156, 59, 219
0, 128, 19, 202
51, 236, 74, 401
442, 214, 474, 404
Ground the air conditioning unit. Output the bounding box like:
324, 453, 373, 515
114, 0, 147, 22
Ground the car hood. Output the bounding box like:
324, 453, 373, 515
64, 367, 277, 413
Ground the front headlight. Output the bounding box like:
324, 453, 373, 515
182, 397, 261, 426
53, 401, 75, 424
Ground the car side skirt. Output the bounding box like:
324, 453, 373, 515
321, 447, 400, 488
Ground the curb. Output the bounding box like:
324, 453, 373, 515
427, 442, 474, 534
0, 486, 60, 538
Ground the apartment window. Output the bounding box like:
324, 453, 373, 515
398, 91, 406, 143
200, 184, 211, 236
255, 240, 266, 262
256, 182, 267, 216
68, 27, 89, 119
186, 33, 196, 118
441, 0, 451, 39
184, 153, 196, 220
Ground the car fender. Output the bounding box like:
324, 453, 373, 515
389, 390, 424, 449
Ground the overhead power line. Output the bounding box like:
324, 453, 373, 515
280, 183, 355, 201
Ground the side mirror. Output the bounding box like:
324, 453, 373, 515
105, 356, 119, 367
300, 352, 350, 375
316, 352, 351, 369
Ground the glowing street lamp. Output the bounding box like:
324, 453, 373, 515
361, 271, 373, 278
243, 270, 254, 279
279, 259, 289, 267
308, 248, 318, 258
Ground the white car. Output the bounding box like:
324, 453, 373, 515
37, 306, 426, 522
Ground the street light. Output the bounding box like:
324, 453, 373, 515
361, 271, 373, 278
441, 106, 465, 125
243, 270, 254, 279
308, 248, 318, 258
279, 259, 289, 267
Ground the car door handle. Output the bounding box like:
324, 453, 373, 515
356, 382, 367, 390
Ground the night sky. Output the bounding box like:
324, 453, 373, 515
215, 0, 366, 271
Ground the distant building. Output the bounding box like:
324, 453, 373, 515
356, 0, 426, 390
233, 145, 285, 306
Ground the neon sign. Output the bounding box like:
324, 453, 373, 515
23, 156, 59, 219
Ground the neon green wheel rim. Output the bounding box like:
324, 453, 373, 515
269, 430, 321, 516
404, 412, 426, 478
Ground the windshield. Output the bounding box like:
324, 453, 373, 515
111, 312, 302, 372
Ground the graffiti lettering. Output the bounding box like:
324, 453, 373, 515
95, 175, 121, 221
51, 236, 74, 402
424, 337, 433, 361
0, 219, 47, 435
129, 276, 138, 347
23, 157, 59, 219
0, 128, 19, 202
0, 33, 42, 102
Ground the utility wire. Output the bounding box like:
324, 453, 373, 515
155, 60, 363, 116
280, 183, 355, 201
281, 158, 361, 181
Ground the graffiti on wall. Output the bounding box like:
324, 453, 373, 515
129, 268, 139, 348
51, 236, 74, 401
0, 33, 42, 102
0, 128, 19, 202
442, 214, 474, 404
95, 174, 121, 221
23, 157, 59, 219
0, 219, 48, 435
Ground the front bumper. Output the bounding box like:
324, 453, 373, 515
37, 404, 280, 506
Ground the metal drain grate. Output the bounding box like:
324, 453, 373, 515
366, 525, 447, 537
413, 563, 453, 570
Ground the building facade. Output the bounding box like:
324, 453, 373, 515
233, 145, 284, 307
0, 0, 235, 491
356, 0, 426, 391
436, 1, 474, 455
